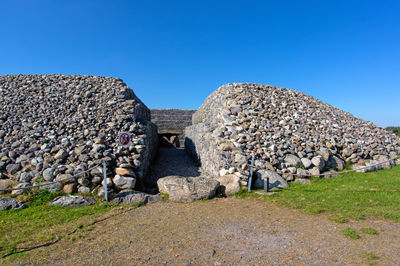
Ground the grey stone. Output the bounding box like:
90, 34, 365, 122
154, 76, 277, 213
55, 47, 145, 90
113, 191, 163, 205
311, 156, 325, 171
296, 168, 310, 178
255, 170, 289, 189
11, 183, 31, 195
284, 154, 302, 168
157, 176, 220, 202
0, 179, 16, 192
6, 163, 21, 174
113, 174, 136, 189
0, 197, 26, 210
294, 178, 311, 184
217, 174, 241, 196
54, 149, 68, 160
309, 167, 321, 177
301, 158, 312, 169
50, 196, 95, 207
78, 186, 91, 193
41, 182, 63, 192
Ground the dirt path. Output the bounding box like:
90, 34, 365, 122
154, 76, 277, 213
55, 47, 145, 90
9, 197, 400, 265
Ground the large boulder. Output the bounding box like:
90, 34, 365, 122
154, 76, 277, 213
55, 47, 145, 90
217, 174, 241, 196
157, 176, 220, 202
0, 197, 26, 210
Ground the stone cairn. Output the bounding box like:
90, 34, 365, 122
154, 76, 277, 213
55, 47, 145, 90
0, 75, 158, 197
185, 83, 400, 188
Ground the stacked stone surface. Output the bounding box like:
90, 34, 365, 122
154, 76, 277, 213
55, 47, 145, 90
151, 109, 195, 147
0, 74, 157, 196
185, 83, 400, 186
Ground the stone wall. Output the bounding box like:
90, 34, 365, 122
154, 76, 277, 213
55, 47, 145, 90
185, 83, 400, 186
151, 109, 196, 147
0, 75, 157, 196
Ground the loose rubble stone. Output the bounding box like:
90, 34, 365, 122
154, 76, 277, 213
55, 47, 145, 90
255, 170, 289, 189
50, 195, 96, 207
0, 197, 26, 210
0, 179, 16, 193
157, 176, 220, 202
113, 175, 136, 189
185, 83, 400, 186
0, 75, 157, 198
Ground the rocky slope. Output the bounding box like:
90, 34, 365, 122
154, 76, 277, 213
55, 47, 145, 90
185, 83, 400, 186
0, 75, 157, 196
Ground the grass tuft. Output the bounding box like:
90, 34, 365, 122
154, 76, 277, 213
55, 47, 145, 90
361, 227, 379, 235
328, 214, 348, 223
341, 227, 361, 239
361, 252, 380, 260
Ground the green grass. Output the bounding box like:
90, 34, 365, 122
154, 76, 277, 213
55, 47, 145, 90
361, 227, 379, 235
235, 166, 400, 222
328, 214, 348, 223
361, 252, 380, 260
342, 227, 361, 239
0, 190, 118, 258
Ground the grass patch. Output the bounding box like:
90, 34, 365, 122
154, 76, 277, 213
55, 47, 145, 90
0, 190, 122, 258
328, 214, 348, 223
341, 227, 361, 239
361, 252, 380, 260
236, 166, 400, 222
361, 227, 379, 235
160, 193, 169, 201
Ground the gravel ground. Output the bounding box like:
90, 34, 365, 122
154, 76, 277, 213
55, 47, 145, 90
8, 197, 400, 265
4, 148, 400, 265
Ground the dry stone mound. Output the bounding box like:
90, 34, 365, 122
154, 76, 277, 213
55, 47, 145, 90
0, 74, 157, 196
185, 83, 400, 186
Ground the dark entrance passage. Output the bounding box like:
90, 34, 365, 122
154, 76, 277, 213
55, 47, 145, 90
150, 109, 196, 148
158, 133, 180, 148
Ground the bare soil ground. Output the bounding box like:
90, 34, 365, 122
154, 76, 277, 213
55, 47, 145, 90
6, 197, 400, 265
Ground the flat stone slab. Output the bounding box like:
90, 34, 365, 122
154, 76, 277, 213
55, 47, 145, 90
50, 195, 96, 207
113, 191, 163, 205
157, 176, 220, 202
0, 197, 27, 210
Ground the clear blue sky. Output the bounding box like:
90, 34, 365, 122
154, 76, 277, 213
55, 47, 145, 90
1, 0, 399, 127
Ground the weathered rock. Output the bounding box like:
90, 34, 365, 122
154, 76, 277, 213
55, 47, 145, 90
113, 175, 136, 189
63, 183, 77, 194
294, 178, 312, 184
217, 174, 241, 196
41, 182, 63, 192
11, 183, 31, 195
42, 168, 55, 181
301, 158, 312, 169
321, 170, 339, 178
78, 186, 91, 193
0, 179, 16, 193
326, 156, 345, 171
157, 176, 220, 202
113, 191, 163, 205
54, 149, 68, 160
255, 170, 289, 189
296, 168, 311, 178
312, 156, 326, 171
0, 197, 26, 210
115, 168, 136, 177
285, 155, 302, 168
309, 167, 321, 177
6, 163, 21, 174
50, 196, 95, 207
